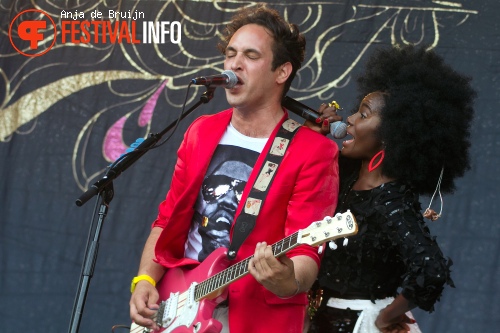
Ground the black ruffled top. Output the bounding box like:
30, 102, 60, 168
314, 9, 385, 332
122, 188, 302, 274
317, 176, 454, 312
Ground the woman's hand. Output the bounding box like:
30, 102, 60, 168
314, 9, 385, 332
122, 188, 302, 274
304, 102, 343, 136
375, 308, 417, 333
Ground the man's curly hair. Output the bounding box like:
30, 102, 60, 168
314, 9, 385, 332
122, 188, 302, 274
355, 45, 476, 195
216, 3, 306, 97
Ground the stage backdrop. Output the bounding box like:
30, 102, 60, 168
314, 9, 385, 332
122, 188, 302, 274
1, 1, 498, 332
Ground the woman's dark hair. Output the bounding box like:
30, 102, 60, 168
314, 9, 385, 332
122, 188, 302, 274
217, 3, 306, 97
356, 44, 476, 195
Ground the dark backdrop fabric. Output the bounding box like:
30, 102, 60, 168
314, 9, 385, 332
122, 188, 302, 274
0, 1, 498, 332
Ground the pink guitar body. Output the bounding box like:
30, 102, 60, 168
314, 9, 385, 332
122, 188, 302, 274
130, 247, 230, 333
130, 211, 358, 333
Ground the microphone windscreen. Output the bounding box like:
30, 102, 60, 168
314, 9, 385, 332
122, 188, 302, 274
330, 121, 347, 139
222, 70, 238, 89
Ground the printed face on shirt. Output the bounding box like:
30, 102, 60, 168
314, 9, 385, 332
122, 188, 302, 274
195, 159, 252, 261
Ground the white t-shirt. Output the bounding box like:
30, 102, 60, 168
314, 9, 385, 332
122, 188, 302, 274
184, 123, 267, 261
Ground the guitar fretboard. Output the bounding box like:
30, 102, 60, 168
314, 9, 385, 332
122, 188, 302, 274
194, 231, 300, 300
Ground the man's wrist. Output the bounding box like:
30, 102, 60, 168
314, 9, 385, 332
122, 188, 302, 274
277, 278, 301, 299
130, 274, 156, 293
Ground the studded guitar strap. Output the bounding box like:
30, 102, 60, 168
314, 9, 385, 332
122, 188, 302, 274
227, 118, 302, 260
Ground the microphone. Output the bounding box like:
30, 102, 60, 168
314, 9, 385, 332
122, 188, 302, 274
282, 96, 347, 139
191, 70, 238, 89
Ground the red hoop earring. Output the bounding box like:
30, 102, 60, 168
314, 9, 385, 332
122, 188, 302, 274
368, 150, 385, 172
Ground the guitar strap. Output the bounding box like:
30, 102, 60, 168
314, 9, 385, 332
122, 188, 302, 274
227, 118, 302, 260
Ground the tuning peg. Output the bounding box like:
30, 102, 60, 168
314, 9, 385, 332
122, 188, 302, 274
329, 241, 338, 250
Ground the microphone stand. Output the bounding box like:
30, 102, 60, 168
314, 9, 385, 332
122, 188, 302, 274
68, 86, 216, 333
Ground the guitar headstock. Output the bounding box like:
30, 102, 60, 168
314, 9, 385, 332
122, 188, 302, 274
298, 210, 358, 247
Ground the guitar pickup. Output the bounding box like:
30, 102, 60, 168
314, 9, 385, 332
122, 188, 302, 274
161, 291, 179, 327
186, 282, 198, 309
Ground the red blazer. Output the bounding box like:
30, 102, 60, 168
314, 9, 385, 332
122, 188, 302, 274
153, 108, 339, 333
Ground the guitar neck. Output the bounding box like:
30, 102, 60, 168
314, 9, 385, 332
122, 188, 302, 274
194, 231, 300, 300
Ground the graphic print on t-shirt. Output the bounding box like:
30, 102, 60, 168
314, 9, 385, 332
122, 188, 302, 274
185, 144, 260, 262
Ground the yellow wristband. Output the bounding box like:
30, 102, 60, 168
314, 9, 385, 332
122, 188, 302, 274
130, 274, 156, 293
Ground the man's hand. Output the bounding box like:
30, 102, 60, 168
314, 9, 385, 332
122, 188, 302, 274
129, 280, 161, 330
248, 242, 298, 297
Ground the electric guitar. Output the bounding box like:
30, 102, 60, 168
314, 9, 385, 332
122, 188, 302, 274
130, 211, 357, 333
